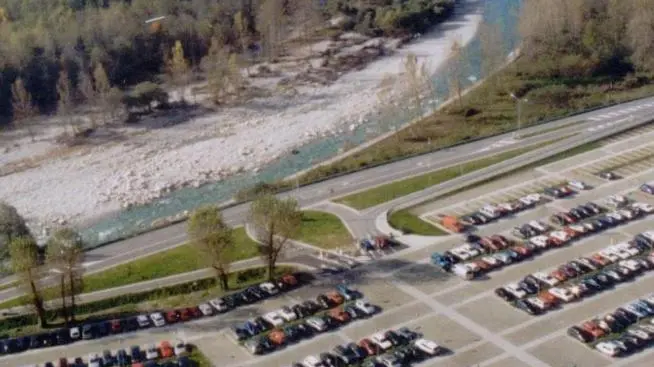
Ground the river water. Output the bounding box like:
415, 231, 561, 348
81, 0, 523, 246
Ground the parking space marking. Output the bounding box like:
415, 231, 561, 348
391, 280, 550, 367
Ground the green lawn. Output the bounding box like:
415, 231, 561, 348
334, 140, 555, 210
82, 226, 260, 293
388, 209, 447, 236
293, 210, 353, 249
1, 227, 260, 310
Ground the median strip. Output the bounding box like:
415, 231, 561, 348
334, 139, 559, 210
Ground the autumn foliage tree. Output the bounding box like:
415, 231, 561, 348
165, 40, 191, 102
10, 78, 37, 141
10, 236, 47, 327
46, 228, 84, 325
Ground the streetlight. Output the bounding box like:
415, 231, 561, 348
510, 92, 528, 139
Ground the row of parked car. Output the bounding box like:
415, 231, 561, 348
459, 193, 544, 227
287, 327, 443, 367
24, 340, 192, 367
229, 285, 379, 355
495, 233, 654, 315
2, 273, 306, 356
569, 294, 654, 357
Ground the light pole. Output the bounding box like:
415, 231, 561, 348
510, 92, 528, 139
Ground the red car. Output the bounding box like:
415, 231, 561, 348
358, 338, 379, 356
165, 310, 178, 324
187, 306, 202, 318
109, 319, 122, 334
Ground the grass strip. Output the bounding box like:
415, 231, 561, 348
293, 210, 354, 249
0, 266, 295, 337
188, 346, 214, 367
388, 209, 447, 236
334, 140, 557, 210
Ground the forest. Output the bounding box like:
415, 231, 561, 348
0, 0, 457, 124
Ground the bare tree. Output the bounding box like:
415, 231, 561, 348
248, 195, 302, 281
11, 78, 37, 141
78, 71, 99, 127
46, 228, 84, 324
233, 10, 251, 75
93, 63, 111, 124
10, 236, 47, 327
626, 0, 654, 72
479, 22, 505, 83
447, 39, 465, 109
256, 0, 287, 62
403, 52, 425, 119
165, 40, 191, 102
56, 68, 75, 133
187, 206, 234, 290
204, 37, 231, 105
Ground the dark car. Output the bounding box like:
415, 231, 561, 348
567, 326, 593, 343
316, 294, 332, 309
615, 308, 638, 324
301, 300, 322, 314
130, 345, 142, 362
599, 171, 620, 180
55, 329, 71, 345
396, 327, 420, 342
102, 349, 114, 365
346, 342, 368, 360
123, 317, 139, 332
116, 349, 129, 366
518, 281, 538, 295
515, 299, 540, 315
640, 183, 654, 195
96, 322, 110, 337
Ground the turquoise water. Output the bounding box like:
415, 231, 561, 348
81, 0, 523, 246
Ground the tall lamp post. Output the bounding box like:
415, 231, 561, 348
510, 92, 528, 139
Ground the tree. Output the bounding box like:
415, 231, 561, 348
123, 82, 168, 113
204, 37, 231, 105
78, 71, 99, 127
233, 10, 251, 75
56, 68, 75, 133
10, 236, 47, 327
187, 206, 234, 290
11, 78, 37, 141
227, 53, 245, 100
248, 195, 302, 280
46, 228, 84, 324
447, 39, 465, 109
165, 40, 191, 102
0, 201, 30, 262
627, 0, 654, 72
403, 53, 425, 119
93, 63, 111, 125
256, 0, 287, 61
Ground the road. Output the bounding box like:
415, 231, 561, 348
1, 97, 654, 302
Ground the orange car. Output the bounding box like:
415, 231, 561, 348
581, 320, 606, 339
358, 338, 379, 356
550, 269, 567, 282
537, 291, 558, 308
159, 341, 174, 358
474, 260, 492, 271
268, 329, 286, 346
330, 308, 351, 323
280, 274, 297, 287
326, 291, 344, 305
513, 246, 532, 257
591, 253, 611, 266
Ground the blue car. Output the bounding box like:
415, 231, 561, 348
336, 284, 357, 300
130, 345, 142, 363
640, 184, 654, 195
431, 253, 452, 270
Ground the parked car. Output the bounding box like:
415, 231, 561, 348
150, 312, 166, 327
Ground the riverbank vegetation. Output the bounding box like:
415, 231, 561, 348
237, 0, 654, 198
0, 0, 457, 125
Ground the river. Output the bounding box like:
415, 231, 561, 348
80, 0, 523, 246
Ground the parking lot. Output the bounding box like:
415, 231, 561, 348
6, 127, 654, 366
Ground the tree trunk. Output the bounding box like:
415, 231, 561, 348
59, 274, 68, 325
220, 272, 229, 291
28, 279, 47, 328
68, 271, 76, 322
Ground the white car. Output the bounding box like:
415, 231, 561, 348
549, 231, 569, 243
136, 314, 151, 328
87, 353, 101, 362
633, 202, 654, 213
150, 312, 165, 327
306, 317, 328, 332
627, 328, 652, 341
529, 235, 550, 249
568, 180, 588, 190
504, 283, 527, 299
88, 361, 101, 367
69, 327, 80, 340
616, 242, 640, 256
174, 342, 187, 355
624, 304, 648, 318
259, 282, 279, 296
605, 195, 627, 207
595, 341, 622, 356
198, 303, 214, 316
527, 298, 548, 311
598, 249, 620, 263
618, 209, 635, 220
302, 355, 325, 367
371, 332, 393, 350
528, 220, 548, 232
145, 345, 159, 360
355, 299, 376, 315
577, 258, 598, 271
619, 259, 642, 272
278, 306, 298, 322
263, 311, 285, 327
548, 287, 575, 302
414, 338, 442, 355
610, 246, 632, 260
209, 298, 228, 312
481, 256, 501, 267
533, 272, 560, 287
